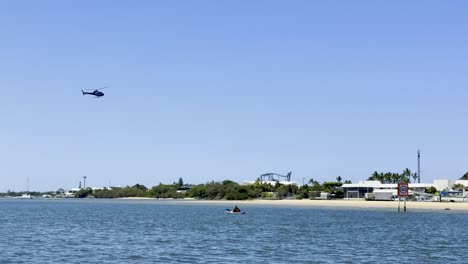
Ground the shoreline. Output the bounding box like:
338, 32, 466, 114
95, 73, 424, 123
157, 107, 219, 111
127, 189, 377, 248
117, 197, 468, 211
186, 199, 468, 211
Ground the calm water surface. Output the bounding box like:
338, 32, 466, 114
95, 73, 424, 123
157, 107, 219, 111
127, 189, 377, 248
1, 199, 467, 263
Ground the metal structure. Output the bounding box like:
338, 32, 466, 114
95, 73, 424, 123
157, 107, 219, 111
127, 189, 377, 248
258, 172, 292, 182
83, 176, 87, 189
417, 150, 421, 184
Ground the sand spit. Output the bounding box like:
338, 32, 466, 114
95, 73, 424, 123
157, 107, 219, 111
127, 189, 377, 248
114, 197, 468, 211
167, 199, 468, 211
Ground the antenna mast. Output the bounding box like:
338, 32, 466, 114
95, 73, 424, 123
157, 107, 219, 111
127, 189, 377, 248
417, 150, 421, 183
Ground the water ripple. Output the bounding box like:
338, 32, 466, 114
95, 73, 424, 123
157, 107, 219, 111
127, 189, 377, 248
1, 199, 468, 263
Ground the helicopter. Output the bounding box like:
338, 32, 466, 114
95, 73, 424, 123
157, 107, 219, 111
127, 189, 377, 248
81, 87, 107, 98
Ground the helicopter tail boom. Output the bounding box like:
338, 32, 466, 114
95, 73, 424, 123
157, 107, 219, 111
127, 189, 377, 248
81, 90, 85, 95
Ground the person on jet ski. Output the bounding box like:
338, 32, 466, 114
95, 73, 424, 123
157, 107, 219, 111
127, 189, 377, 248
232, 205, 241, 212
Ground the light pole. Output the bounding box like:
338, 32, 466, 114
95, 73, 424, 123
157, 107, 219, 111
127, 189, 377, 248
417, 150, 421, 183
83, 176, 87, 189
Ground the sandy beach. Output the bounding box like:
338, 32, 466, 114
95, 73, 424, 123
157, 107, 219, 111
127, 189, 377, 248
235, 199, 468, 211
118, 197, 468, 211
190, 199, 468, 211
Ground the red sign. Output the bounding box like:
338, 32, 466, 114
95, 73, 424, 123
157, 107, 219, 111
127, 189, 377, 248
398, 182, 409, 197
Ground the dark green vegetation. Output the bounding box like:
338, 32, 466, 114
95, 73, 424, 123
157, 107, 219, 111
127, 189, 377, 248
93, 184, 148, 198
67, 185, 150, 198
425, 186, 438, 194
1, 170, 466, 200
460, 172, 468, 180
0, 190, 56, 197
0, 178, 350, 200
25, 178, 348, 200
367, 168, 417, 183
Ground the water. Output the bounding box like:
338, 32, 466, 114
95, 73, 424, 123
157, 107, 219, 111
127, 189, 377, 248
1, 199, 467, 263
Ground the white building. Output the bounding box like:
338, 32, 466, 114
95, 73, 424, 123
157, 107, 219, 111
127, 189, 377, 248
342, 181, 433, 199
63, 187, 106, 197
433, 180, 468, 191
342, 179, 468, 200
64, 188, 81, 197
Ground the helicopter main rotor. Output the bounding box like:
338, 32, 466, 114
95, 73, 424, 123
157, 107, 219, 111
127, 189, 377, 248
83, 86, 108, 92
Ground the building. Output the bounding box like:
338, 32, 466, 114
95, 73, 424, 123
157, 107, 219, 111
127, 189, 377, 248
63, 187, 107, 197
342, 181, 433, 199
64, 188, 81, 197
342, 179, 468, 200
176, 185, 193, 193
433, 180, 468, 191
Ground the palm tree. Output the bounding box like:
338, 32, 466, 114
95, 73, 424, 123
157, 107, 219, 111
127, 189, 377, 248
460, 172, 468, 180
411, 173, 418, 183
336, 176, 342, 182
402, 168, 411, 183
368, 171, 380, 182
384, 172, 392, 184
395, 173, 402, 183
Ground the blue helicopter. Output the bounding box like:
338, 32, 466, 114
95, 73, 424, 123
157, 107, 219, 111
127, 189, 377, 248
81, 87, 107, 98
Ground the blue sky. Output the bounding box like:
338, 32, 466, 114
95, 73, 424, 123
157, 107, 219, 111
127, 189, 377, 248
1, 1, 467, 191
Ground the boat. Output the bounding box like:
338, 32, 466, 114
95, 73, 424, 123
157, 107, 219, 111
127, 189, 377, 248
16, 194, 33, 199
225, 209, 246, 214
16, 177, 33, 199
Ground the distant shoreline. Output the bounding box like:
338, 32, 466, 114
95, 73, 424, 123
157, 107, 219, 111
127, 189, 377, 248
116, 197, 468, 211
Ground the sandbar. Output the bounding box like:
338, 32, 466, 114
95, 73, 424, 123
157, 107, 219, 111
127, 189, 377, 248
167, 199, 468, 211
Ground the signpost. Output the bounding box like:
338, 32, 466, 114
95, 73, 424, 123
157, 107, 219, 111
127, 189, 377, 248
398, 182, 409, 212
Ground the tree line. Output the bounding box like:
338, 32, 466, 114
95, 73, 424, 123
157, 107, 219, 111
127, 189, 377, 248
367, 168, 418, 183
70, 177, 350, 200
3, 171, 467, 199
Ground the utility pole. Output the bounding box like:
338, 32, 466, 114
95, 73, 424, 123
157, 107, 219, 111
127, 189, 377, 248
83, 176, 87, 189
417, 150, 421, 183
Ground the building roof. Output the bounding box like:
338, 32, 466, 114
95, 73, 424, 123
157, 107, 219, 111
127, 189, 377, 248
341, 181, 381, 188
342, 181, 434, 188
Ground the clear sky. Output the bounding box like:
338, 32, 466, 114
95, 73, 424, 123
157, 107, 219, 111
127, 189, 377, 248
1, 1, 467, 191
